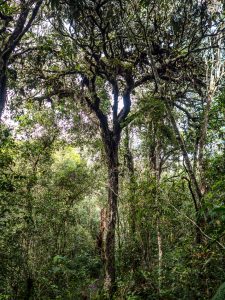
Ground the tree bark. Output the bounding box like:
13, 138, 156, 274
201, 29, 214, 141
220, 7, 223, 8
0, 69, 7, 120
157, 221, 162, 294
84, 75, 133, 297
103, 133, 120, 296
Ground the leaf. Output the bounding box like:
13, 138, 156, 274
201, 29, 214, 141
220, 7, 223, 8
213, 206, 225, 213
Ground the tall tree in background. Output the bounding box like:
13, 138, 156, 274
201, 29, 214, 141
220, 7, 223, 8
44, 0, 224, 295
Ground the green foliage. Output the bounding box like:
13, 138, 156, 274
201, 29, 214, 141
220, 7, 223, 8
212, 283, 225, 300
0, 1, 17, 15
1, 0, 225, 299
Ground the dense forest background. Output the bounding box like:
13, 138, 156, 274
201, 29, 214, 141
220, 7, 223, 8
0, 0, 225, 299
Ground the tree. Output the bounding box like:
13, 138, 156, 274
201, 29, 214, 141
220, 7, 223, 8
0, 102, 101, 299
1, 0, 225, 298
0, 0, 43, 119
14, 0, 225, 296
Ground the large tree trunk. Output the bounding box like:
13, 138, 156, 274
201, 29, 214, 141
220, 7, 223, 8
103, 134, 120, 297
0, 69, 7, 120
84, 75, 132, 297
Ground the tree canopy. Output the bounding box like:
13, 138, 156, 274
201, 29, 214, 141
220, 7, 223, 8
0, 0, 225, 299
